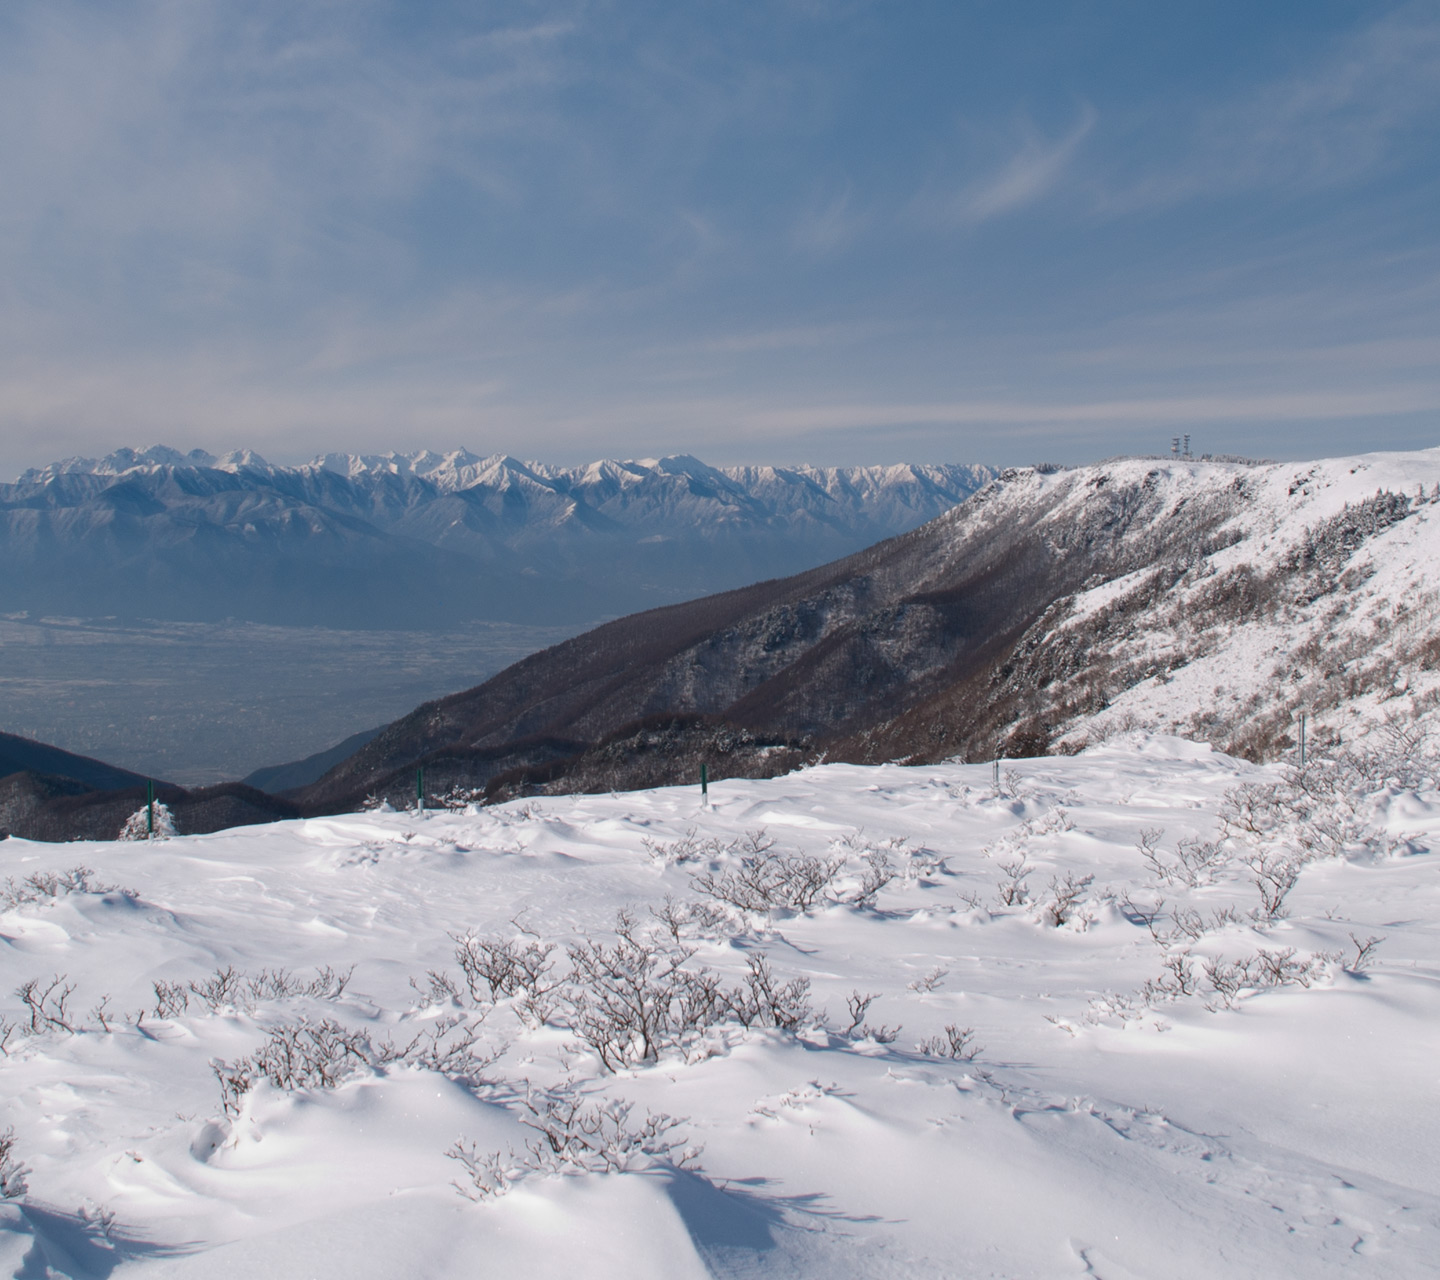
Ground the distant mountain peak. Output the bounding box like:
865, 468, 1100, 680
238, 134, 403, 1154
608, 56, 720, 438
2, 447, 999, 629
18, 445, 219, 483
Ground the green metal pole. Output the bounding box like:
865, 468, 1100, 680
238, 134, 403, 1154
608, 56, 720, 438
417, 765, 424, 814
700, 763, 708, 803
147, 780, 154, 836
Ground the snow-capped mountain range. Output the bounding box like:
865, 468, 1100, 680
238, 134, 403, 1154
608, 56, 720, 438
1, 447, 996, 628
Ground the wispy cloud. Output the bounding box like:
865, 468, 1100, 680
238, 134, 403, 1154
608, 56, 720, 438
920, 106, 1096, 228
731, 388, 1440, 435
1104, 4, 1440, 208
791, 183, 867, 253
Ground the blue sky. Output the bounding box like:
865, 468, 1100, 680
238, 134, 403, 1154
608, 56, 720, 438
1, 0, 1437, 474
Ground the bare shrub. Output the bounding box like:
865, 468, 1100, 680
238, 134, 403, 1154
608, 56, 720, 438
995, 856, 1030, 907
848, 851, 897, 909
1138, 829, 1225, 888
375, 1015, 497, 1079
843, 990, 876, 1035
16, 975, 77, 1034
841, 990, 900, 1043
183, 964, 353, 1013
1121, 892, 1166, 936
647, 896, 735, 943
564, 911, 717, 1070
90, 995, 114, 1032
1247, 852, 1301, 920
189, 966, 244, 1011
213, 1012, 493, 1118
436, 785, 486, 811
245, 966, 355, 1003
1153, 951, 1198, 998
152, 981, 189, 1020
1136, 827, 1169, 881
1341, 712, 1440, 791
453, 932, 560, 1024
917, 1024, 982, 1061
410, 970, 462, 1008
724, 954, 812, 1032
907, 966, 948, 994
692, 850, 842, 913
1042, 872, 1093, 927
213, 1017, 372, 1115
1202, 948, 1334, 1009
1221, 766, 1366, 862
641, 827, 706, 865
1346, 933, 1384, 974
0, 1128, 26, 1200
0, 866, 130, 911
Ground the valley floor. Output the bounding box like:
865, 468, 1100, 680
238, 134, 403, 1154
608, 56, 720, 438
1, 735, 1436, 1278
0, 617, 579, 786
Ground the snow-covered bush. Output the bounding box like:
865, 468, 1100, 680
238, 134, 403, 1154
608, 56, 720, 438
550, 911, 815, 1070
118, 801, 177, 841
564, 911, 727, 1070
0, 865, 127, 910
452, 932, 560, 1026
212, 1013, 492, 1117
1041, 872, 1093, 927
724, 953, 812, 1032
448, 1084, 698, 1201
1136, 828, 1227, 888
692, 849, 843, 913
994, 856, 1030, 906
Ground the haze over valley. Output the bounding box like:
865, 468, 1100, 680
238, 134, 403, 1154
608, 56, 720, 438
0, 446, 992, 782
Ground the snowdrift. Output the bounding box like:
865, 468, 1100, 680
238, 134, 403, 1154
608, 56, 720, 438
3, 734, 1439, 1277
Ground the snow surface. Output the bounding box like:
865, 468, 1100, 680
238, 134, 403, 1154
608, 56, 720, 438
3, 735, 1439, 1278
926, 447, 1440, 757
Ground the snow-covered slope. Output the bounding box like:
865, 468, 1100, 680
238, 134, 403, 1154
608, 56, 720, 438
299, 445, 1440, 812
2, 735, 1438, 1277
950, 448, 1440, 761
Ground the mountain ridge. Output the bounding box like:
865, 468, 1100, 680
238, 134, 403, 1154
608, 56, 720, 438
2, 448, 996, 628
291, 446, 1440, 812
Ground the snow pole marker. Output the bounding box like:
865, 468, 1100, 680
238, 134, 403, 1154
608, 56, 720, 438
700, 763, 709, 806
146, 780, 155, 837
417, 765, 425, 816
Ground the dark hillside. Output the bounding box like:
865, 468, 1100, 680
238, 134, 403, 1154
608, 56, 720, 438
0, 773, 301, 842
0, 730, 152, 791
295, 463, 1250, 813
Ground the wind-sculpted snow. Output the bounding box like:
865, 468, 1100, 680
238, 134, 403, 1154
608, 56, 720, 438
3, 734, 1439, 1277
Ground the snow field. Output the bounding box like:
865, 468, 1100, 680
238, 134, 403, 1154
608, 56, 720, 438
2, 734, 1439, 1277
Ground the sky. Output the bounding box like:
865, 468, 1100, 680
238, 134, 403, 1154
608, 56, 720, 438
0, 0, 1438, 476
